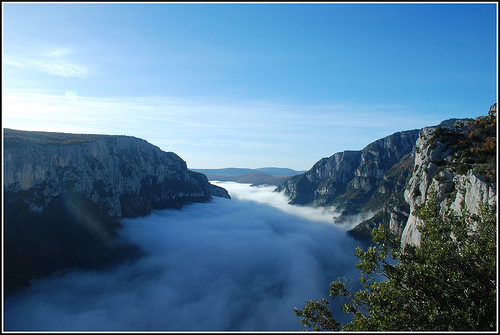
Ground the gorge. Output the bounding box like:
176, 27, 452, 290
277, 103, 497, 246
3, 103, 496, 331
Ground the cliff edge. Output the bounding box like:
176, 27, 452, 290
3, 129, 230, 294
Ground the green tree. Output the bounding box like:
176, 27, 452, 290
294, 195, 496, 331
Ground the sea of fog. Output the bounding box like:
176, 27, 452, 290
4, 182, 366, 331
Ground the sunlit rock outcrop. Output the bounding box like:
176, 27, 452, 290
401, 107, 497, 247
4, 129, 229, 216
278, 104, 496, 246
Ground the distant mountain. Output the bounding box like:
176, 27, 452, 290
254, 167, 306, 176
193, 167, 304, 177
3, 128, 230, 295
192, 167, 305, 186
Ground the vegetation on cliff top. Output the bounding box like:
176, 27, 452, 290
294, 194, 496, 331
4, 128, 122, 148
430, 104, 496, 182
295, 105, 497, 331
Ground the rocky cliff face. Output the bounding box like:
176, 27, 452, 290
3, 129, 230, 294
4, 129, 230, 216
276, 130, 420, 221
277, 104, 496, 246
401, 107, 497, 247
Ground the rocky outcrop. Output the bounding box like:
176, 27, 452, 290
277, 104, 496, 246
276, 130, 420, 221
4, 129, 230, 216
3, 128, 230, 294
401, 110, 497, 247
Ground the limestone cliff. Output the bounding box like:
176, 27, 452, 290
4, 129, 230, 216
3, 128, 230, 294
277, 104, 496, 245
276, 130, 420, 222
401, 105, 497, 247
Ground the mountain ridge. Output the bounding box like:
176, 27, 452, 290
276, 104, 497, 244
192, 167, 305, 186
193, 167, 305, 176
275, 129, 420, 213
3, 128, 230, 294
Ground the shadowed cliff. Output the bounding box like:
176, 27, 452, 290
3, 129, 230, 295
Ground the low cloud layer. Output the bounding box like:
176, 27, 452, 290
4, 183, 364, 331
213, 181, 359, 228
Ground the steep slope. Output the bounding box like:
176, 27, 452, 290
277, 104, 496, 245
400, 104, 497, 247
3, 129, 230, 294
275, 130, 420, 221
346, 152, 414, 239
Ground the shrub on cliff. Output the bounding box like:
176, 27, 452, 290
294, 194, 496, 331
431, 108, 496, 182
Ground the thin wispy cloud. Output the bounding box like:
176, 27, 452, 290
5, 57, 89, 79
4, 46, 90, 79
1, 93, 433, 136
2, 91, 439, 169
42, 47, 74, 58
2, 3, 495, 168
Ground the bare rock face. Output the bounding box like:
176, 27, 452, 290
276, 130, 420, 219
4, 129, 229, 216
401, 112, 497, 247
278, 104, 496, 245
383, 109, 496, 248
449, 171, 496, 214
3, 129, 230, 294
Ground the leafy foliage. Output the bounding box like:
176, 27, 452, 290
294, 193, 497, 331
429, 107, 496, 182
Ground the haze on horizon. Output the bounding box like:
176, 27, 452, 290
2, 2, 497, 171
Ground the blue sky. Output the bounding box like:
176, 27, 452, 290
2, 2, 497, 170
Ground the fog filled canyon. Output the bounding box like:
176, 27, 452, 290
4, 182, 364, 331
4, 105, 496, 331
